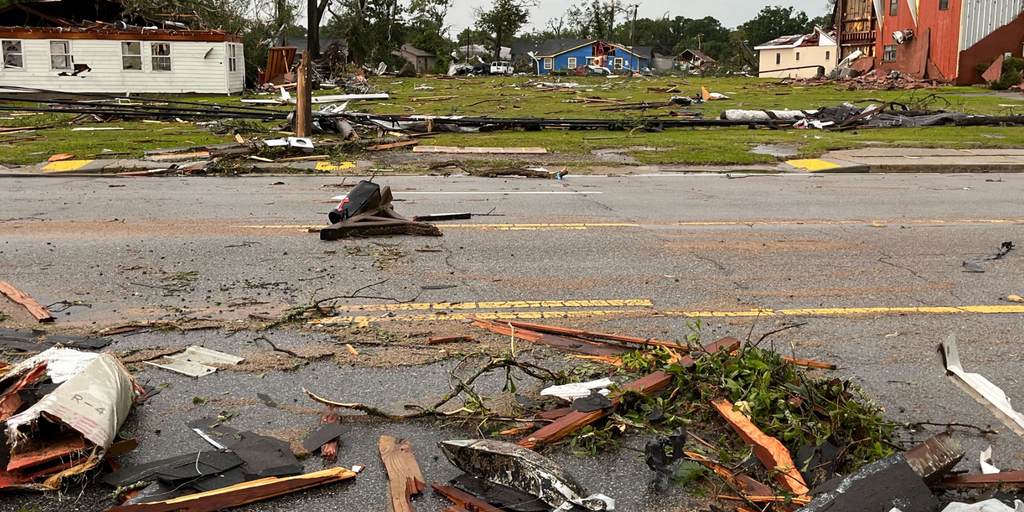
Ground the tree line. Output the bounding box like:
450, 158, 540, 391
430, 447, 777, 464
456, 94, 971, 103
2, 0, 833, 77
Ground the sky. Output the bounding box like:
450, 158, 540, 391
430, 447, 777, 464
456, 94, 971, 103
443, 0, 833, 36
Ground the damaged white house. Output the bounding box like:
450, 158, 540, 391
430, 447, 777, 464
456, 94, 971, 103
0, 0, 244, 94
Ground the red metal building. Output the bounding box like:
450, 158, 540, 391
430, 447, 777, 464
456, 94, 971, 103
837, 0, 1024, 84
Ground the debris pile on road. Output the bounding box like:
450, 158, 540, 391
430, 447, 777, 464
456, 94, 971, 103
0, 347, 143, 490
320, 181, 442, 240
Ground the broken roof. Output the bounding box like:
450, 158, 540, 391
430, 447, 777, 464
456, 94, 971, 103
754, 28, 837, 50
679, 48, 717, 63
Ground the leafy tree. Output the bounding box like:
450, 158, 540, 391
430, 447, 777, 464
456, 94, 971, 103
475, 0, 530, 57
325, 0, 407, 66
741, 6, 812, 48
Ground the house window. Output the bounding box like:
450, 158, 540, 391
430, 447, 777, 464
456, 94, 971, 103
883, 44, 897, 60
939, 0, 949, 9
585, 56, 596, 65
121, 42, 142, 70
543, 57, 552, 70
2, 40, 22, 69
826, 50, 831, 60
567, 57, 576, 68
889, 0, 898, 15
50, 41, 71, 70
796, 52, 800, 61
614, 57, 624, 69
776, 53, 781, 65
151, 42, 172, 71
228, 44, 238, 72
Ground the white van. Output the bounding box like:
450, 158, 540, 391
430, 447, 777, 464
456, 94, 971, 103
489, 61, 512, 75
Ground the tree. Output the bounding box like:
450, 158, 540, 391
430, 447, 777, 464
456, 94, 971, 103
326, 0, 406, 66
475, 0, 530, 57
741, 6, 812, 48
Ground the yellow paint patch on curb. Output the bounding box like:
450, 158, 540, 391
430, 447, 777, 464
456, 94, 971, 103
315, 161, 356, 171
785, 159, 841, 171
41, 160, 93, 172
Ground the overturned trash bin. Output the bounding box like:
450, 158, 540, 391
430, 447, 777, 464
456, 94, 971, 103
438, 439, 615, 511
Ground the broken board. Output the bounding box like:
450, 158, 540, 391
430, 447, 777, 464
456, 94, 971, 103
413, 146, 547, 154
0, 282, 54, 322
379, 435, 425, 512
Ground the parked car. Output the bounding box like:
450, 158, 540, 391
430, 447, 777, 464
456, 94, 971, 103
489, 61, 513, 75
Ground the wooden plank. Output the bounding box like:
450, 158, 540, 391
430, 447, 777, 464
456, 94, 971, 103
713, 399, 809, 496
519, 337, 740, 450
0, 282, 55, 322
413, 146, 547, 155
781, 357, 837, 370
7, 434, 88, 472
904, 433, 964, 484
319, 406, 342, 462
685, 451, 773, 496
0, 363, 48, 422
379, 436, 425, 512
265, 47, 297, 84
471, 318, 623, 356
506, 320, 679, 349
366, 140, 419, 151
942, 470, 1024, 487
295, 50, 311, 138
431, 483, 507, 512
100, 467, 356, 512
427, 336, 475, 345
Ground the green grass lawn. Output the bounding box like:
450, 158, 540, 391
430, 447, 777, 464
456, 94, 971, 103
1, 75, 1022, 167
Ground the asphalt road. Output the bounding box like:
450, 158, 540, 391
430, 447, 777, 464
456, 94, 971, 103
2, 172, 1024, 512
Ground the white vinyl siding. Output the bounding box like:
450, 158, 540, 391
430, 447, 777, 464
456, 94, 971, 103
49, 40, 71, 70
0, 39, 242, 94
2, 40, 23, 69
121, 41, 142, 70
961, 0, 1024, 50
151, 42, 171, 71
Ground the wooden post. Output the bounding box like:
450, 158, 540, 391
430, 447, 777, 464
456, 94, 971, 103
296, 50, 312, 138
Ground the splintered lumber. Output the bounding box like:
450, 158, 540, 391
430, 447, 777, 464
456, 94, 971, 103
685, 452, 772, 496
713, 399, 809, 496
470, 318, 626, 357
428, 336, 475, 345
520, 371, 672, 450
941, 470, 1024, 487
366, 140, 419, 151
520, 337, 740, 450
319, 406, 343, 462
379, 435, 425, 512
413, 146, 547, 155
100, 467, 356, 512
903, 433, 964, 484
0, 282, 55, 322
431, 483, 506, 512
781, 357, 837, 370
506, 320, 679, 349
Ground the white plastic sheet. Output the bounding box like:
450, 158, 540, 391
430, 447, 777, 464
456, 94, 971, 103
943, 334, 1024, 436
541, 378, 614, 401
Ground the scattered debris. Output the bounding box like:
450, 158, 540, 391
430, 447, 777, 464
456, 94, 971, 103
379, 435, 425, 512
144, 346, 243, 378
302, 423, 350, 455
0, 282, 55, 322
799, 452, 939, 512
413, 146, 547, 155
439, 439, 615, 511
963, 241, 1014, 273
644, 427, 686, 493
713, 399, 809, 495
942, 334, 1024, 435
321, 185, 441, 240
428, 336, 475, 345
540, 378, 613, 401
412, 213, 472, 222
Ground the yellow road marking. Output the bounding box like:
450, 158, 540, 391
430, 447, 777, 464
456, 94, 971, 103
331, 299, 653, 312
41, 160, 93, 172
237, 219, 1024, 230
309, 304, 1024, 327
315, 161, 356, 171
785, 159, 842, 171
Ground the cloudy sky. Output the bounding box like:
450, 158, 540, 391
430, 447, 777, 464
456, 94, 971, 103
443, 0, 833, 35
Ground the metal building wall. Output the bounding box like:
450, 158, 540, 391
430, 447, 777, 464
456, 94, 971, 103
960, 0, 1024, 49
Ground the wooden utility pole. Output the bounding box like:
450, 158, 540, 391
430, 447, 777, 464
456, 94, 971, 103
296, 50, 312, 137
307, 0, 319, 61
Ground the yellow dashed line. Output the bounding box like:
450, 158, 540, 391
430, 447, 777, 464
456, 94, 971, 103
332, 299, 654, 312
41, 160, 93, 172
237, 219, 1024, 230
308, 304, 1024, 327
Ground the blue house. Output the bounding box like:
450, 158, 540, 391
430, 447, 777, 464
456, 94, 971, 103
531, 39, 652, 74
